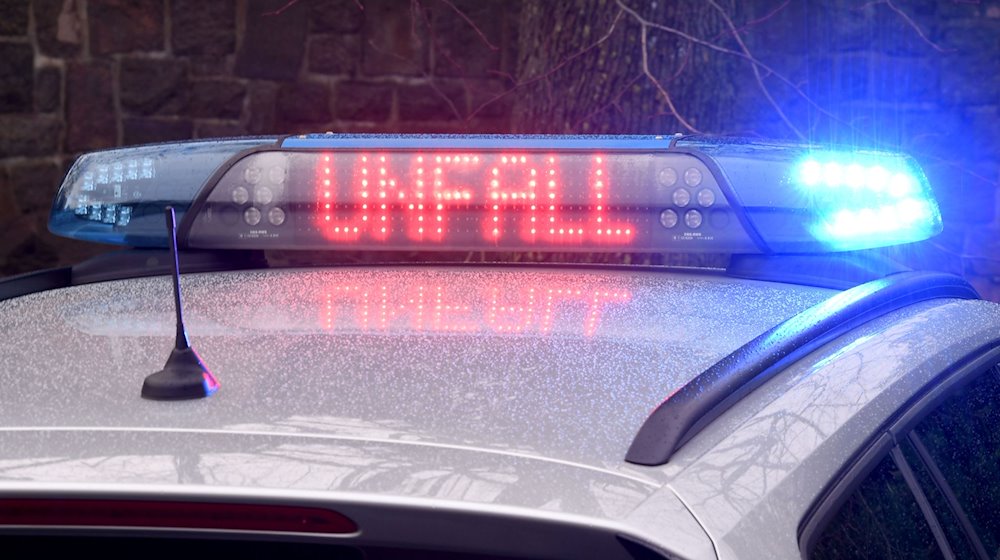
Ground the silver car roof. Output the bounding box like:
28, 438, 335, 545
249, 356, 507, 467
0, 265, 857, 557
0, 267, 833, 473
4, 266, 1000, 558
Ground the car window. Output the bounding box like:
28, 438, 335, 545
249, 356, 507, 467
897, 434, 983, 559
910, 365, 1000, 556
810, 450, 946, 560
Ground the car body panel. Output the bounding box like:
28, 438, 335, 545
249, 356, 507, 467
23, 129, 997, 558
6, 264, 1000, 558
0, 430, 719, 558
667, 298, 1000, 559
0, 480, 707, 560
0, 266, 835, 557
0, 266, 832, 478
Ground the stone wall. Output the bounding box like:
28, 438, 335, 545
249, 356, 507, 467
0, 0, 518, 273
0, 0, 997, 301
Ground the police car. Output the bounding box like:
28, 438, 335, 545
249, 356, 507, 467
1, 134, 998, 559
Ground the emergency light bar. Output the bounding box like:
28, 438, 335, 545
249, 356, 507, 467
48, 134, 942, 254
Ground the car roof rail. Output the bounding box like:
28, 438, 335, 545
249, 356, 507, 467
0, 267, 72, 302
625, 271, 981, 466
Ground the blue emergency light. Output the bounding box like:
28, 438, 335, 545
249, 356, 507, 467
48, 134, 942, 254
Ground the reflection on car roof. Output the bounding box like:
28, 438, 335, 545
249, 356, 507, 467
0, 266, 832, 474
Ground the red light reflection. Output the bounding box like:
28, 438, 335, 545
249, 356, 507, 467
320, 281, 631, 336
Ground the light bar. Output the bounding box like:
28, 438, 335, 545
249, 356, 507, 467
49, 137, 277, 246
48, 135, 943, 254
186, 146, 754, 252
793, 154, 940, 251
691, 140, 942, 253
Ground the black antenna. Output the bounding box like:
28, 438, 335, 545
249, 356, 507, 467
141, 207, 220, 400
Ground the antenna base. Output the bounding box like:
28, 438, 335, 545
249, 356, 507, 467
141, 347, 219, 400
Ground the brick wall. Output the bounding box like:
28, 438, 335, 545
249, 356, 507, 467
0, 0, 997, 301
0, 0, 518, 273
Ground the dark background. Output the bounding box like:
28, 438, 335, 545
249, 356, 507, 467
0, 0, 997, 300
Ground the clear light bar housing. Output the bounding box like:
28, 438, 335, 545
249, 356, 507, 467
794, 154, 939, 251
691, 140, 942, 252
48, 135, 943, 254
49, 138, 276, 246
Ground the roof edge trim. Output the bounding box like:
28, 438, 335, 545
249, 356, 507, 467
625, 271, 980, 466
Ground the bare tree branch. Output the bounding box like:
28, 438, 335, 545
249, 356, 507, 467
705, 0, 805, 140
572, 72, 644, 130
862, 0, 956, 53
424, 75, 465, 120
616, 0, 807, 139
638, 23, 701, 133
262, 0, 300, 17
616, 0, 844, 133
729, 0, 791, 37
437, 0, 500, 51
468, 9, 627, 120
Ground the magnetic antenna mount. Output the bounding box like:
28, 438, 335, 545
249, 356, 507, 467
141, 207, 220, 400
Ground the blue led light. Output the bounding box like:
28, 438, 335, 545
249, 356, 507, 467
844, 163, 865, 188
822, 162, 843, 187
800, 160, 822, 186
888, 172, 913, 197
873, 167, 890, 191
794, 153, 941, 251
